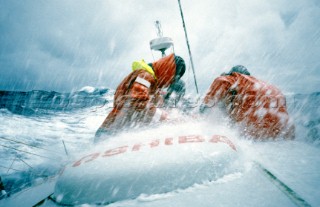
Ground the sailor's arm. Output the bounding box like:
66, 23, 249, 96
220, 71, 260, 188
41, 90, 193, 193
129, 72, 155, 111
201, 77, 231, 112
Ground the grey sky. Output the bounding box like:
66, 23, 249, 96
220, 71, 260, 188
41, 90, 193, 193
0, 0, 319, 94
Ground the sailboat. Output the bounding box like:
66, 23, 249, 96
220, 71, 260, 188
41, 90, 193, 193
1, 1, 318, 207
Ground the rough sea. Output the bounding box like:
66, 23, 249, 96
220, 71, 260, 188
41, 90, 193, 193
0, 86, 319, 206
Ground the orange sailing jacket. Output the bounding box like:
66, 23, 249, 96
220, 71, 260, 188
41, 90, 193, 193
98, 54, 177, 133
203, 72, 295, 139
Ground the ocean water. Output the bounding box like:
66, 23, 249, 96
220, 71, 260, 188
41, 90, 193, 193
0, 87, 319, 206
0, 87, 113, 195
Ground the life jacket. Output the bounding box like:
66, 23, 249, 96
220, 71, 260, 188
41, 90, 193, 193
132, 53, 176, 88
98, 54, 177, 133
113, 70, 155, 109
204, 72, 294, 139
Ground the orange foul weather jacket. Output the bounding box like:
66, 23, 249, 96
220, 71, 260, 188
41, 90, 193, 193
98, 54, 177, 134
203, 72, 295, 139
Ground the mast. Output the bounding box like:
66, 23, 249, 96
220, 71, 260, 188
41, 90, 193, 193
150, 21, 174, 58
177, 0, 199, 95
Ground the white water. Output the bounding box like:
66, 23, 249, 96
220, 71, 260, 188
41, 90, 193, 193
0, 90, 319, 206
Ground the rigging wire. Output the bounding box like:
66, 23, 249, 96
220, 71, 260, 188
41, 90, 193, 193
255, 162, 312, 207
62, 140, 69, 156
0, 164, 24, 173
0, 136, 62, 155
0, 167, 56, 197
0, 143, 62, 161
177, 0, 199, 95
7, 157, 16, 174
0, 164, 54, 179
17, 157, 33, 170
2, 156, 34, 175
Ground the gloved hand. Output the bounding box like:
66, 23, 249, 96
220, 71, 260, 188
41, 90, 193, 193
199, 103, 207, 114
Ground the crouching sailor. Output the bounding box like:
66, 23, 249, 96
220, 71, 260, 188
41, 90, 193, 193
200, 65, 295, 139
95, 53, 186, 142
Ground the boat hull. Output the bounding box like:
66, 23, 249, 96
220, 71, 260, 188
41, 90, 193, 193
53, 134, 239, 205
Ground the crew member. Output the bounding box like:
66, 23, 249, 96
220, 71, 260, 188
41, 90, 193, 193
201, 65, 295, 139
95, 53, 186, 141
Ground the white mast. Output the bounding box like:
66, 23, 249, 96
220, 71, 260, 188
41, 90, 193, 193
150, 20, 174, 57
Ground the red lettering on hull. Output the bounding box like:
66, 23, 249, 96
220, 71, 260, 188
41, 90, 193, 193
179, 135, 205, 143
103, 146, 128, 157
72, 135, 237, 167
165, 138, 173, 145
149, 139, 160, 148
209, 135, 237, 151
132, 144, 143, 151
72, 153, 100, 167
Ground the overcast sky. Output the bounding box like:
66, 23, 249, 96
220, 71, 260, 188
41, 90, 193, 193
0, 0, 319, 94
